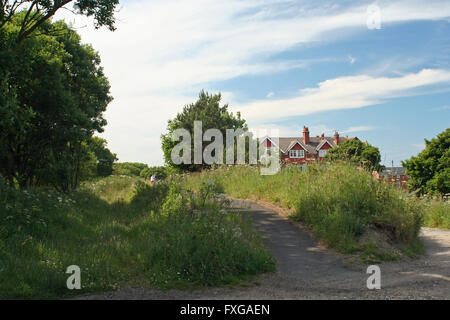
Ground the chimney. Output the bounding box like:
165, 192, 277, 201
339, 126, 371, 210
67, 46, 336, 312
321, 133, 325, 140
334, 131, 339, 145
303, 126, 310, 145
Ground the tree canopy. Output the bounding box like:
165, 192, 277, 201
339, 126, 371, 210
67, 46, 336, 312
325, 139, 383, 171
112, 162, 149, 176
0, 16, 113, 191
161, 90, 248, 171
402, 128, 450, 196
0, 0, 119, 42
88, 136, 117, 177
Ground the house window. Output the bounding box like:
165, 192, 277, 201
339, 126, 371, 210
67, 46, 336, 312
319, 149, 328, 157
289, 150, 304, 158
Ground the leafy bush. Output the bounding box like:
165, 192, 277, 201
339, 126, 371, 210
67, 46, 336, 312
112, 162, 149, 176
140, 166, 168, 180
403, 128, 450, 196
88, 137, 117, 177
326, 139, 384, 171
130, 180, 170, 212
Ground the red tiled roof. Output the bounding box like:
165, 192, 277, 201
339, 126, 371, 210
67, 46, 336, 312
261, 136, 357, 155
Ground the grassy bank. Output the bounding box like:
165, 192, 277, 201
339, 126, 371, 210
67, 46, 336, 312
422, 200, 450, 230
0, 176, 274, 299
183, 163, 427, 262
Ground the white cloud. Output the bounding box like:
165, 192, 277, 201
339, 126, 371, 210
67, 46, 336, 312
234, 69, 450, 123
343, 126, 376, 133
361, 56, 429, 76
248, 123, 376, 138
309, 125, 376, 136
56, 0, 450, 95
52, 0, 450, 165
249, 124, 300, 138
96, 94, 192, 164
308, 125, 335, 136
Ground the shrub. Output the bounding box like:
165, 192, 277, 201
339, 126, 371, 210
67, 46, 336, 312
129, 180, 169, 212
140, 166, 168, 180
112, 162, 149, 176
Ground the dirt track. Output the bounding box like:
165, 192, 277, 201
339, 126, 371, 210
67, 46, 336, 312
76, 199, 450, 300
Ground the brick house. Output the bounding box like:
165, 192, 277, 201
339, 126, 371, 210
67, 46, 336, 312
259, 126, 358, 164
372, 167, 410, 189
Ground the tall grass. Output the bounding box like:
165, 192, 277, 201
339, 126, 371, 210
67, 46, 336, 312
0, 176, 274, 299
422, 200, 450, 229
183, 163, 424, 257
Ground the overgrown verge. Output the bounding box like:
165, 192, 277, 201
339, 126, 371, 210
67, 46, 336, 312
183, 163, 428, 263
0, 176, 274, 299
421, 199, 450, 230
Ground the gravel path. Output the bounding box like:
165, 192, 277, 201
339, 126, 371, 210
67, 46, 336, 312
76, 199, 450, 300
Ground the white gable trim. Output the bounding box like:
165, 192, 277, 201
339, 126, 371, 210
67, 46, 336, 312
260, 136, 285, 153
286, 140, 308, 152
316, 139, 334, 151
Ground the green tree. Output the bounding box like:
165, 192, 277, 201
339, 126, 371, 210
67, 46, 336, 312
113, 162, 148, 176
325, 139, 383, 171
402, 128, 450, 196
0, 75, 35, 186
88, 136, 117, 177
0, 0, 119, 43
0, 17, 112, 191
140, 166, 168, 180
161, 90, 248, 171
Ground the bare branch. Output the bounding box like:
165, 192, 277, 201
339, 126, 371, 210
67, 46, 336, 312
22, 3, 42, 30
19, 0, 38, 33
60, 5, 77, 15
17, 0, 72, 43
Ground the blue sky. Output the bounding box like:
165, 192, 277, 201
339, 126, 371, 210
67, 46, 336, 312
56, 0, 450, 166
